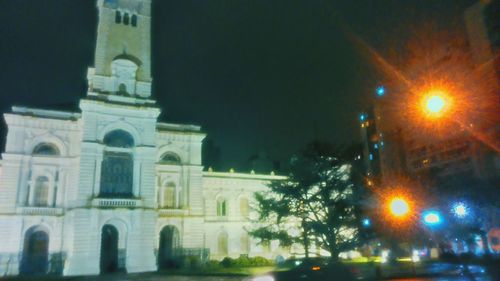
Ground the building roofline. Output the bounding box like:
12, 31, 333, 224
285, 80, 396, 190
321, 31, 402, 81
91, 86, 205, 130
157, 122, 204, 134
11, 106, 81, 121
203, 171, 286, 180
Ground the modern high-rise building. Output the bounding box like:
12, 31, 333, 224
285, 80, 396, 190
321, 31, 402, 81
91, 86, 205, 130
0, 0, 289, 276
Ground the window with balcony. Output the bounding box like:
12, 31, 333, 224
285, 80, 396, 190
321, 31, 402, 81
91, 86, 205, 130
100, 130, 134, 198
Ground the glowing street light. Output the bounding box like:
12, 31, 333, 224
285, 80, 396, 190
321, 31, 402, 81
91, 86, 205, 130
423, 210, 442, 226
426, 95, 445, 113
452, 202, 469, 218
420, 90, 452, 119
389, 197, 410, 218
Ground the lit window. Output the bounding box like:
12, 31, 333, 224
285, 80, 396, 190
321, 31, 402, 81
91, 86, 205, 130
240, 197, 249, 217
218, 232, 228, 255
241, 233, 250, 254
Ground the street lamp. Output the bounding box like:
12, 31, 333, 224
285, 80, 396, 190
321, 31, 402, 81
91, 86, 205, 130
389, 197, 410, 218
452, 202, 469, 219
423, 210, 442, 226
420, 89, 451, 119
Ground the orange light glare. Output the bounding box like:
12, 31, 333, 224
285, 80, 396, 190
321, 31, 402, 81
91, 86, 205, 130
312, 266, 321, 271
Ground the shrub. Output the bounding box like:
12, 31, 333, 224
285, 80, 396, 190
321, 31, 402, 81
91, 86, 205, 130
220, 257, 235, 267
205, 260, 220, 269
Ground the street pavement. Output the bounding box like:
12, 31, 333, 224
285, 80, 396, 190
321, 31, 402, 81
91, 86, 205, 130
0, 263, 494, 281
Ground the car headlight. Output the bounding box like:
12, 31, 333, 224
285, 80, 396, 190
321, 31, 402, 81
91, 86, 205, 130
252, 275, 275, 281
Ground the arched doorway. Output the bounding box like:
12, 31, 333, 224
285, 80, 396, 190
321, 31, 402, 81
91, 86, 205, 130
100, 225, 119, 273
20, 228, 49, 275
158, 225, 180, 269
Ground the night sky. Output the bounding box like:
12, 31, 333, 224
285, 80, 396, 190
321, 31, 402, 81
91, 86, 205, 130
0, 0, 474, 170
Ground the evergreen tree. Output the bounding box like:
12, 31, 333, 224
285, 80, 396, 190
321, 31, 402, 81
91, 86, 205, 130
249, 142, 360, 260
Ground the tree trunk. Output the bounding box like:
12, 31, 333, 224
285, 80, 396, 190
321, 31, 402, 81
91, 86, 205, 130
303, 231, 310, 258
302, 220, 310, 258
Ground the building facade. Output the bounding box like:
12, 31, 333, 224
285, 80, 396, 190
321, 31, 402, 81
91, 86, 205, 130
0, 0, 286, 276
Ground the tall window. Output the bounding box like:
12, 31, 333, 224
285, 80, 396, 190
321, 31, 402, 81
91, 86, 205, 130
33, 176, 49, 207
115, 11, 122, 23
217, 197, 227, 217
100, 130, 134, 198
163, 182, 176, 208
240, 233, 250, 254
123, 13, 130, 25
131, 15, 137, 27
239, 197, 249, 217
218, 232, 228, 255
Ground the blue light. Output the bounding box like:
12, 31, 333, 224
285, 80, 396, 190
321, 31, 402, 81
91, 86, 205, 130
369, 154, 373, 160
376, 86, 385, 97
423, 211, 442, 226
452, 202, 469, 218
380, 141, 384, 147
360, 114, 366, 122
362, 218, 371, 227
374, 144, 379, 149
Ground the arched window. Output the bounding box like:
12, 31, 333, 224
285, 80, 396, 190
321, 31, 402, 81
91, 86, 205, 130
240, 233, 250, 254
217, 197, 227, 217
100, 130, 134, 198
158, 225, 180, 269
20, 227, 49, 274
115, 11, 122, 23
32, 143, 59, 156
163, 182, 176, 208
123, 13, 130, 25
217, 232, 228, 255
103, 130, 134, 148
131, 15, 137, 27
239, 197, 249, 217
33, 176, 49, 207
159, 152, 181, 165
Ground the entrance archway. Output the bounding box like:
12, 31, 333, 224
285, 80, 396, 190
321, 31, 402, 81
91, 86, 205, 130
158, 225, 180, 269
20, 227, 49, 275
100, 225, 119, 273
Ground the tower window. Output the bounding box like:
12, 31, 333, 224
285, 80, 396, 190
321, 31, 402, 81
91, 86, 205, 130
131, 15, 138, 27
123, 13, 130, 25
115, 11, 122, 23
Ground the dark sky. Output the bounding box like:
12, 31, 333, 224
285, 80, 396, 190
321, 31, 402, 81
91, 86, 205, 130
0, 0, 474, 170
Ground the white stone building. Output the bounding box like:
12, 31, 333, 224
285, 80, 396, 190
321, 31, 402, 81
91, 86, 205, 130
0, 0, 287, 276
